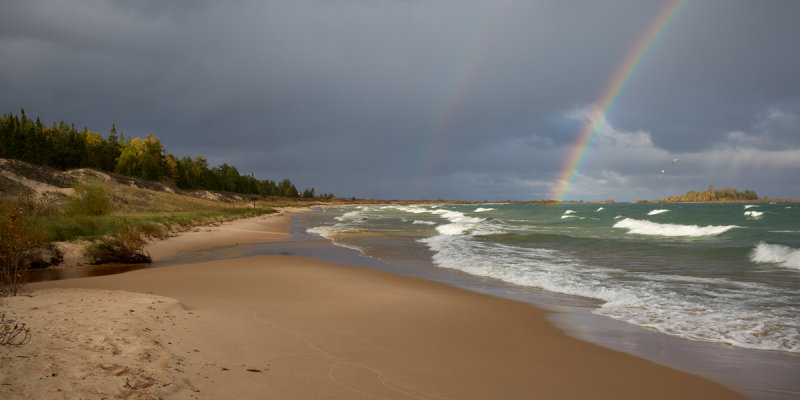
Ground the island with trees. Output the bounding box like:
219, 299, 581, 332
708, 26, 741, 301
639, 185, 774, 203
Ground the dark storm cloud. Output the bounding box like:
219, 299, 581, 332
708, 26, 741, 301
1, 0, 798, 200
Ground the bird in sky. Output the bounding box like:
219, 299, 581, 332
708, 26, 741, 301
672, 158, 680, 165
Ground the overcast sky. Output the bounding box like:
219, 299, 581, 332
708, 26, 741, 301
1, 0, 798, 201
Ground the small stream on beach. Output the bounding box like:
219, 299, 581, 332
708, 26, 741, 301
30, 208, 800, 400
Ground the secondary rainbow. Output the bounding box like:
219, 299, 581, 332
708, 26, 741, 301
549, 0, 687, 201
413, 1, 514, 199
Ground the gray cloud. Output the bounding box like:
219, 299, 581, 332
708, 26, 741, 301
1, 0, 798, 200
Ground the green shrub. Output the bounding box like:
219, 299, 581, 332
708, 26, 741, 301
0, 203, 46, 296
68, 182, 110, 216
85, 221, 151, 264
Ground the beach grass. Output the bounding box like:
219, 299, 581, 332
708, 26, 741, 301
33, 208, 276, 242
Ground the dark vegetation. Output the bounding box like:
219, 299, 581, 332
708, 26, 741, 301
0, 201, 46, 296
0, 109, 333, 199
85, 221, 151, 265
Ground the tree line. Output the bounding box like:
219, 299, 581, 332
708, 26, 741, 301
0, 109, 332, 198
649, 185, 762, 203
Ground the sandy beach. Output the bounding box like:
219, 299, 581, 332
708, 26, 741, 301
2, 209, 744, 399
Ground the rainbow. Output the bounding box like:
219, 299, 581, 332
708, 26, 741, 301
549, 0, 687, 201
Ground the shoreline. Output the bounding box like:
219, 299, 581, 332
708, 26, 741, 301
7, 209, 744, 399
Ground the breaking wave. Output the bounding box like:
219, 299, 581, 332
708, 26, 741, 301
751, 243, 800, 270
744, 210, 764, 219
647, 209, 670, 215
613, 218, 739, 237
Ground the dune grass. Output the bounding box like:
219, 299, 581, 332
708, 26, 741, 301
23, 176, 281, 242
34, 207, 275, 242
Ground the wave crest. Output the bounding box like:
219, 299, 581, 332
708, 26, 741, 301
647, 209, 670, 215
751, 243, 800, 270
613, 218, 739, 237
744, 210, 764, 219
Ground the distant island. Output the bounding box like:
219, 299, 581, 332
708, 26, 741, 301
638, 185, 786, 203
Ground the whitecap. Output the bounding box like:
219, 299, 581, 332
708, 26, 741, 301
431, 209, 488, 236
561, 210, 577, 219
413, 220, 436, 225
647, 209, 670, 215
382, 205, 429, 214
474, 207, 495, 213
744, 204, 759, 209
750, 243, 800, 270
613, 218, 739, 237
744, 210, 764, 219
596, 207, 605, 212
334, 209, 366, 222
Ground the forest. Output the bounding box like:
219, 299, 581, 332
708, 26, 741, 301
0, 109, 329, 199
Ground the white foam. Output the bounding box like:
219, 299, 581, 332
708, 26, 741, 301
561, 210, 577, 219
334, 209, 365, 222
596, 207, 605, 212
420, 234, 800, 352
382, 205, 429, 214
613, 218, 739, 237
744, 210, 764, 219
744, 204, 759, 209
751, 243, 800, 270
647, 209, 670, 215
306, 225, 335, 239
412, 220, 436, 225
474, 207, 495, 212
431, 209, 488, 236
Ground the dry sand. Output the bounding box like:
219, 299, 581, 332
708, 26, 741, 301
1, 288, 197, 399
3, 209, 744, 399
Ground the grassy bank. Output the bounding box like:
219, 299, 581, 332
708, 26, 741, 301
34, 207, 276, 242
